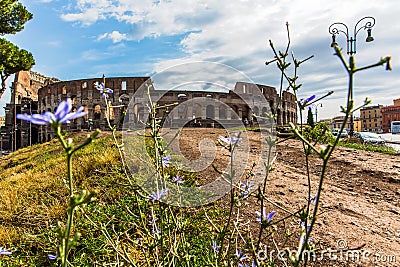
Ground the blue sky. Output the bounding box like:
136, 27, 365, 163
1, 0, 399, 120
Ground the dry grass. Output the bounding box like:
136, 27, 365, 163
0, 132, 122, 248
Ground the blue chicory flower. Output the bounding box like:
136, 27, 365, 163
235, 249, 248, 262
219, 136, 243, 145
307, 193, 318, 205
149, 188, 168, 202
162, 155, 171, 167
299, 235, 314, 247
211, 241, 220, 253
267, 210, 276, 221
48, 254, 57, 260
17, 98, 87, 126
311, 194, 318, 205
148, 214, 157, 226
299, 221, 312, 232
148, 213, 161, 235
151, 226, 161, 235
95, 82, 113, 99
299, 95, 316, 108
239, 179, 255, 199
172, 175, 184, 186
256, 207, 276, 224
0, 247, 11, 255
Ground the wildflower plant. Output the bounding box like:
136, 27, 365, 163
17, 98, 99, 266
263, 22, 391, 267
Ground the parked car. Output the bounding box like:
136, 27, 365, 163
331, 128, 348, 138
353, 132, 385, 145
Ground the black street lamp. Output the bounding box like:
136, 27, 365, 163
314, 103, 323, 123
329, 16, 376, 135
329, 16, 375, 55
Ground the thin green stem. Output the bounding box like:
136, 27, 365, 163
218, 146, 235, 264
256, 142, 274, 251
67, 154, 73, 196
61, 207, 74, 266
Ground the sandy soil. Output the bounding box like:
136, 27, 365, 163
175, 128, 400, 267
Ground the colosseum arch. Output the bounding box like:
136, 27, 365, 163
93, 104, 101, 120
261, 107, 268, 117
206, 105, 215, 119
269, 100, 274, 114
276, 109, 281, 125
178, 103, 188, 119
231, 105, 239, 119
119, 94, 130, 105
253, 106, 259, 116
133, 103, 144, 123
282, 110, 286, 124
193, 103, 202, 118
243, 106, 251, 120
219, 104, 227, 119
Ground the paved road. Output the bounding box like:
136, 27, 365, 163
379, 133, 400, 151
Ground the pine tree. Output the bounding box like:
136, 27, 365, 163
0, 0, 35, 98
307, 107, 315, 128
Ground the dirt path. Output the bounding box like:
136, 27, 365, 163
176, 128, 400, 266
273, 140, 400, 266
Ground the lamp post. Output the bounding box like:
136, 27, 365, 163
329, 16, 375, 136
314, 103, 323, 123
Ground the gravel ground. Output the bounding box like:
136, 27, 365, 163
176, 128, 400, 267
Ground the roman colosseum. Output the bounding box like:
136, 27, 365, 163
1, 72, 297, 150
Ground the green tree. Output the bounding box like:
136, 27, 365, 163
0, 38, 35, 96
0, 0, 32, 35
307, 107, 315, 128
0, 0, 34, 98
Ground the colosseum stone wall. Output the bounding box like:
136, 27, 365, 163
34, 76, 297, 141
1, 72, 297, 147
2, 72, 297, 150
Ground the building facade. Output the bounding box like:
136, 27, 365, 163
2, 71, 298, 150
360, 105, 383, 133
353, 117, 362, 132
1, 71, 59, 151
331, 116, 349, 130
327, 116, 361, 132
381, 99, 400, 133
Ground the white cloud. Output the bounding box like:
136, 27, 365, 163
98, 30, 130, 43
60, 0, 400, 119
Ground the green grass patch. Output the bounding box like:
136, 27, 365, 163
338, 140, 399, 155
0, 132, 225, 266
